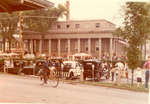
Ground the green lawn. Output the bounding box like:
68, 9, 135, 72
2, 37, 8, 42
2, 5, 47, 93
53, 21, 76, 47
64, 80, 149, 93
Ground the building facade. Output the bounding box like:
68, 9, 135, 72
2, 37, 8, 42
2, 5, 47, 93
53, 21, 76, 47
22, 19, 125, 59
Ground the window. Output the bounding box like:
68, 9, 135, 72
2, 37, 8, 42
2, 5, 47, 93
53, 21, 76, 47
75, 24, 80, 28
96, 47, 99, 51
95, 23, 100, 28
57, 25, 61, 29
86, 47, 88, 51
66, 24, 70, 28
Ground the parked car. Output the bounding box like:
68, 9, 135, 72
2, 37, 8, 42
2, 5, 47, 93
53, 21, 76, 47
63, 61, 82, 79
21, 59, 35, 75
82, 59, 102, 81
6, 59, 36, 75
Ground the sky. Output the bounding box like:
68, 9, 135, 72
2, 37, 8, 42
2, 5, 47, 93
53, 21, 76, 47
49, 0, 149, 27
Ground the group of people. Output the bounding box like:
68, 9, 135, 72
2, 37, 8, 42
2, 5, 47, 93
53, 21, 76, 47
109, 56, 150, 89
39, 56, 150, 88
16, 51, 150, 88
101, 53, 127, 62
109, 60, 128, 85
131, 56, 150, 89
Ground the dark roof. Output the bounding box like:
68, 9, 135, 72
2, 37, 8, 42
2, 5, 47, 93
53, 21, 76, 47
0, 0, 54, 13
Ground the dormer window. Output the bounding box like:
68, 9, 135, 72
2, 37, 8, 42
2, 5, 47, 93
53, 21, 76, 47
95, 23, 100, 28
57, 25, 61, 29
66, 24, 70, 28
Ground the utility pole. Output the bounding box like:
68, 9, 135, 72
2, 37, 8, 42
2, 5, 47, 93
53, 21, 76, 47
18, 11, 23, 58
66, 0, 70, 21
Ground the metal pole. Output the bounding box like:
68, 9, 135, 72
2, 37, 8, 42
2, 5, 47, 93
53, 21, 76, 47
18, 11, 23, 58
145, 41, 146, 60
92, 64, 95, 81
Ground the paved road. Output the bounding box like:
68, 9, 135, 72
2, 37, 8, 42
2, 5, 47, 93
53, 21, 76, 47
0, 74, 148, 104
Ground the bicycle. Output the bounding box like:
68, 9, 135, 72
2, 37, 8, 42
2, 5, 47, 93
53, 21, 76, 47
48, 66, 59, 87
39, 66, 59, 88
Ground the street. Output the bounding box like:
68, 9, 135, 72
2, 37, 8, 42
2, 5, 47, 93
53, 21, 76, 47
0, 74, 148, 104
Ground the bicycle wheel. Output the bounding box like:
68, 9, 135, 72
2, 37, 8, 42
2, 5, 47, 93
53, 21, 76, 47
49, 70, 59, 88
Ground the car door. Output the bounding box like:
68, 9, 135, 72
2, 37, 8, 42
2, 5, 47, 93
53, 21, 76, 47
75, 62, 81, 76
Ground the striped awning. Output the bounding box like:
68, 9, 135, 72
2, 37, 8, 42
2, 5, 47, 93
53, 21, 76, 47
0, 0, 54, 13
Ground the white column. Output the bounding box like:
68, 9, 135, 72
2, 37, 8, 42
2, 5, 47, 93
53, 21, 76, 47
28, 40, 30, 52
78, 38, 80, 53
49, 39, 51, 56
88, 38, 91, 54
34, 40, 36, 53
68, 39, 70, 56
2, 42, 4, 52
58, 39, 61, 57
99, 38, 102, 59
39, 39, 42, 54
30, 39, 33, 54
22, 40, 25, 52
114, 38, 117, 56
110, 38, 113, 61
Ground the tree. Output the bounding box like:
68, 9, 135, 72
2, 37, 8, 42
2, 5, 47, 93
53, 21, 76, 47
23, 4, 66, 32
113, 2, 150, 85
0, 12, 18, 52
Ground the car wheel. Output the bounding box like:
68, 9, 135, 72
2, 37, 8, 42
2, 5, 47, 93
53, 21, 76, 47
96, 73, 101, 81
69, 72, 74, 80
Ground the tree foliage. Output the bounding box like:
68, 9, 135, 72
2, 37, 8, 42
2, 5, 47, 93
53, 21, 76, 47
0, 12, 18, 51
114, 2, 150, 69
23, 4, 66, 32
0, 13, 18, 39
113, 2, 150, 85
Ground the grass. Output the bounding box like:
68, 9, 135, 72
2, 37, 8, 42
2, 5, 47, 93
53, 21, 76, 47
64, 80, 149, 93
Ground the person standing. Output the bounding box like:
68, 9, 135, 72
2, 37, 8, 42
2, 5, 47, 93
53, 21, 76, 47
143, 56, 150, 88
42, 61, 50, 84
125, 68, 129, 83
114, 61, 125, 85
111, 67, 115, 82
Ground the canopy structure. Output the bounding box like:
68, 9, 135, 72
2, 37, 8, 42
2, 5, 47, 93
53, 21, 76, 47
73, 53, 91, 57
0, 0, 54, 13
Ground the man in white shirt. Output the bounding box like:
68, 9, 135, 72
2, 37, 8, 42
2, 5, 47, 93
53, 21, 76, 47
115, 61, 125, 85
